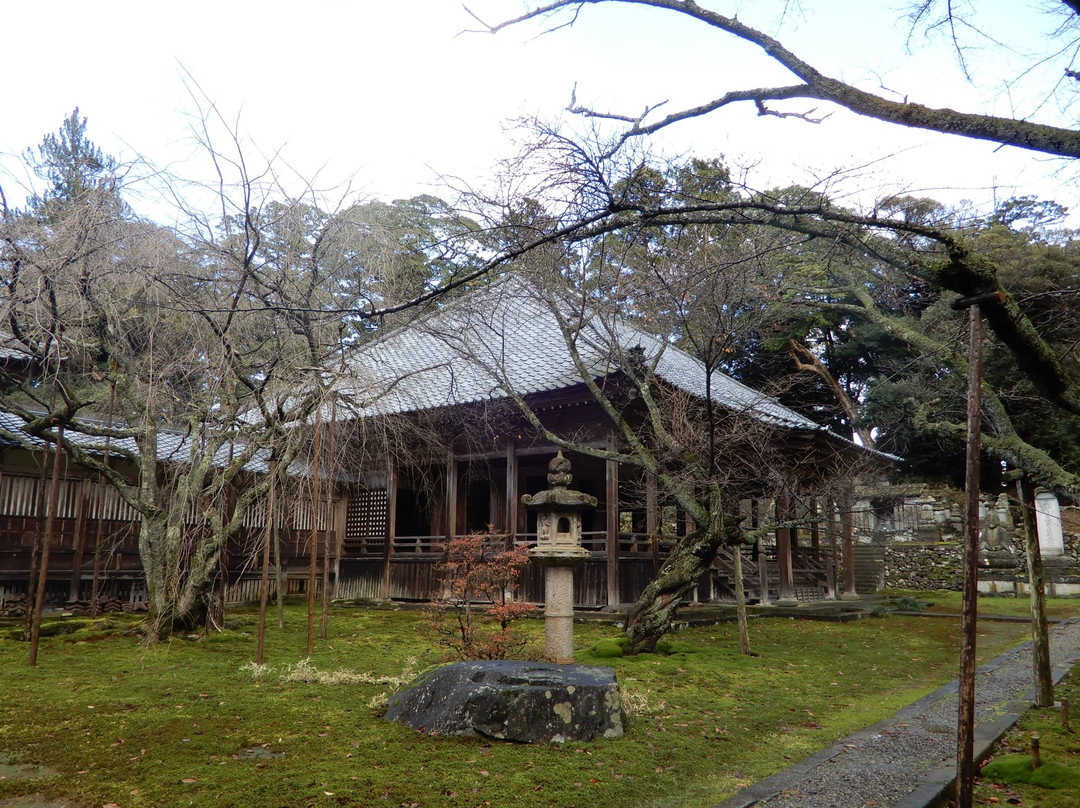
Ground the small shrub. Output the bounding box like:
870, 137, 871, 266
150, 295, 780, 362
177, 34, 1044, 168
894, 596, 924, 612
425, 530, 536, 660
869, 605, 893, 618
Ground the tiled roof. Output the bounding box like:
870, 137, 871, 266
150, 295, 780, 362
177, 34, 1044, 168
0, 409, 275, 474
336, 275, 822, 431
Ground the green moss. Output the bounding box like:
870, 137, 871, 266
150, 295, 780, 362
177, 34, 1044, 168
201, 630, 253, 646
982, 754, 1080, 789
591, 638, 625, 658
0, 604, 1054, 808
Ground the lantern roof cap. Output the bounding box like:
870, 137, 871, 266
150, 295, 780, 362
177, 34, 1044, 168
522, 452, 598, 510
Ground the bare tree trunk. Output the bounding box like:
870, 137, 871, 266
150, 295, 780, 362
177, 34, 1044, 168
1017, 477, 1053, 707
29, 427, 63, 667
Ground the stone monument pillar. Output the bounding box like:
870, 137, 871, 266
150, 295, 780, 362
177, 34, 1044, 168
522, 452, 597, 664
1035, 489, 1066, 557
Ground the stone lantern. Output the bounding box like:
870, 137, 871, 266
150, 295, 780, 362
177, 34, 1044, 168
522, 452, 597, 663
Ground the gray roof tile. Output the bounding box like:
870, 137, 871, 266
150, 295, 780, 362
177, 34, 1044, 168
337, 275, 822, 431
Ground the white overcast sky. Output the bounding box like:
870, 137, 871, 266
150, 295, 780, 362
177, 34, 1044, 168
3, 1, 1077, 220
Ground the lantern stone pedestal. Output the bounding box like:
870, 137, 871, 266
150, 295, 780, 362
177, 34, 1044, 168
530, 547, 589, 663
522, 452, 597, 664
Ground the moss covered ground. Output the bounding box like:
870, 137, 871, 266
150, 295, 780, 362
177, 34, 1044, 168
0, 600, 1058, 808
974, 665, 1080, 807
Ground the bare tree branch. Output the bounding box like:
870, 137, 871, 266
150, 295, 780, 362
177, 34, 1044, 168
482, 0, 1080, 159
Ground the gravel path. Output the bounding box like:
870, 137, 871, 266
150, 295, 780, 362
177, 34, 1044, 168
713, 618, 1080, 808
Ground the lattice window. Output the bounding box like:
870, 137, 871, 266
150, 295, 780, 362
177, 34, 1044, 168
344, 489, 388, 556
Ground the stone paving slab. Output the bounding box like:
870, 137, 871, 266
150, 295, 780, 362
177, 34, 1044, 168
712, 618, 1080, 808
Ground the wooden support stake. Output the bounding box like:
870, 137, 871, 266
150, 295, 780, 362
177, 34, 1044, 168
1016, 476, 1053, 707
256, 459, 277, 665
321, 491, 331, 639
1031, 735, 1041, 770
955, 300, 987, 808
89, 384, 115, 619
29, 426, 64, 667
24, 444, 51, 640
307, 409, 321, 657
1063, 697, 1071, 732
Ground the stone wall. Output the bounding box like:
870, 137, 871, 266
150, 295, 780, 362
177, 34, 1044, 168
852, 485, 1080, 596
882, 542, 963, 591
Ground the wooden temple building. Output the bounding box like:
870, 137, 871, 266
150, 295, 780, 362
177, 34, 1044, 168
0, 277, 888, 614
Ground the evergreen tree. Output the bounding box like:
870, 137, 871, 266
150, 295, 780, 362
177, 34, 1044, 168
27, 108, 117, 221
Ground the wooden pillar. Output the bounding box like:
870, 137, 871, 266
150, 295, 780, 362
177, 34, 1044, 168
380, 465, 397, 600
446, 456, 458, 540
775, 490, 797, 605
826, 496, 838, 598
756, 499, 769, 605
505, 440, 518, 546
646, 473, 659, 574
606, 442, 620, 607
840, 489, 858, 600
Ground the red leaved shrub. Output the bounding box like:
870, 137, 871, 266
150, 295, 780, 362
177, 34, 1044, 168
425, 529, 535, 660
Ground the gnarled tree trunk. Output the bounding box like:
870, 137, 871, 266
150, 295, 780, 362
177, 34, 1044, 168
625, 513, 742, 654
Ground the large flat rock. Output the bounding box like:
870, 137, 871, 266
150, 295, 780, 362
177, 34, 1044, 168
385, 660, 623, 743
